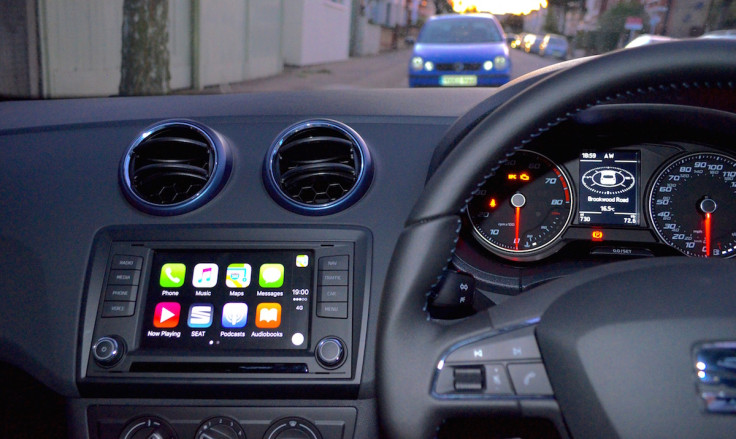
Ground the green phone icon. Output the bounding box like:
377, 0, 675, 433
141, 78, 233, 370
259, 264, 284, 288
160, 263, 186, 288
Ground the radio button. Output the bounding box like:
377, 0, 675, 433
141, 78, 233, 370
319, 285, 348, 302
319, 270, 348, 286
111, 254, 143, 270
101, 301, 135, 317
104, 285, 137, 302
318, 255, 349, 271
317, 302, 348, 318
108, 269, 140, 285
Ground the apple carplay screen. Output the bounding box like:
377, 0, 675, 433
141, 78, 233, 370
140, 250, 313, 351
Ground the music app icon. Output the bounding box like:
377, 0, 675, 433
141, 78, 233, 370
192, 263, 218, 288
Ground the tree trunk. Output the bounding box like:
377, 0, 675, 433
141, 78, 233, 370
119, 0, 170, 96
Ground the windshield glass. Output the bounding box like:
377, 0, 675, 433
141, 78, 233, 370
1, 0, 733, 99
417, 17, 503, 44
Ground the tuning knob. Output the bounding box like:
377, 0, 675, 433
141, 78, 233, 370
315, 337, 346, 369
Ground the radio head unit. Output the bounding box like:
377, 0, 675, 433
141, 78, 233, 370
80, 226, 370, 396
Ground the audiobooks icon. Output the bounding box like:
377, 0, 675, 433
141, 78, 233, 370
255, 303, 282, 329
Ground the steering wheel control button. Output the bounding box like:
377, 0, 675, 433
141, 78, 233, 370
453, 366, 485, 392
92, 336, 124, 367
318, 270, 348, 286
430, 271, 476, 310
105, 285, 138, 302
111, 254, 143, 270
446, 326, 541, 363
108, 269, 141, 285
101, 301, 135, 317
195, 417, 244, 439
318, 255, 349, 271
318, 286, 348, 302
264, 417, 322, 439
316, 337, 346, 368
507, 363, 553, 396
484, 364, 514, 395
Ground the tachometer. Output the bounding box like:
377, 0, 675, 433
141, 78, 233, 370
468, 150, 574, 259
649, 152, 736, 258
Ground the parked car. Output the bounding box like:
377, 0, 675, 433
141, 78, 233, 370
408, 13, 511, 87
539, 33, 569, 59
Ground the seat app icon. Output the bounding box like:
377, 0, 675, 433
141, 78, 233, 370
160, 263, 185, 288
188, 304, 214, 328
259, 264, 284, 288
226, 263, 251, 288
256, 303, 282, 328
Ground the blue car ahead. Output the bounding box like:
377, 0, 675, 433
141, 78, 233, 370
409, 13, 511, 87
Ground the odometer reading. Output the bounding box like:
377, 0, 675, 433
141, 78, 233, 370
649, 153, 736, 258
468, 151, 573, 258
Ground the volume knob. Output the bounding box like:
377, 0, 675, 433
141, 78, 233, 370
92, 336, 124, 367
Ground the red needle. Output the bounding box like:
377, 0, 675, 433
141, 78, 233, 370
704, 212, 711, 257
515, 206, 521, 250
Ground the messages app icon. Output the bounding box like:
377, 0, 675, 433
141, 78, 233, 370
160, 263, 186, 288
259, 264, 284, 288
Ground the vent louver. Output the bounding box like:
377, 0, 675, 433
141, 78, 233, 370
121, 120, 231, 215
264, 120, 373, 215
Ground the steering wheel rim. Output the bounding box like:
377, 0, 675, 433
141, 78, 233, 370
377, 40, 736, 439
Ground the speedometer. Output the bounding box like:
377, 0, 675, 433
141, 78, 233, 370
649, 152, 736, 258
468, 150, 574, 259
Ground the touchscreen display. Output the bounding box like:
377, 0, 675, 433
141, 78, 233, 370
578, 151, 640, 226
141, 250, 313, 351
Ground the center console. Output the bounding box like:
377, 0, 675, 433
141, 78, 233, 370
78, 225, 371, 439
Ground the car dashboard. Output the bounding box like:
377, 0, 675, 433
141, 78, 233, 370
1, 52, 736, 439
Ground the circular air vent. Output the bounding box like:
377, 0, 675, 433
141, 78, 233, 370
120, 120, 232, 215
263, 119, 373, 215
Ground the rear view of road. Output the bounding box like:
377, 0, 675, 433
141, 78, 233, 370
206, 48, 561, 94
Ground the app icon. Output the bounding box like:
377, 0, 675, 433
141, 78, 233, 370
192, 263, 218, 288
259, 264, 284, 288
160, 263, 186, 288
255, 303, 282, 328
222, 303, 248, 328
226, 263, 251, 288
296, 254, 309, 267
154, 302, 181, 328
187, 304, 214, 328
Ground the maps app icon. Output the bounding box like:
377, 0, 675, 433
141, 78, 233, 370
226, 263, 251, 288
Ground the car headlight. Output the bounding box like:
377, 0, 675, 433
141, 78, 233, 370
424, 61, 434, 72
411, 56, 423, 71
483, 60, 493, 71
494, 56, 507, 70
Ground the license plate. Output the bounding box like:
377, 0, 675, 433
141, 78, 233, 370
440, 75, 478, 86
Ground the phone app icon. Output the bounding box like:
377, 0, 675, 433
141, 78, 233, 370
259, 264, 284, 288
154, 302, 181, 328
192, 263, 218, 288
222, 303, 248, 328
296, 254, 309, 267
226, 263, 251, 288
188, 304, 214, 328
255, 303, 282, 328
160, 263, 186, 288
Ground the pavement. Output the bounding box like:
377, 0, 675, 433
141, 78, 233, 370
195, 48, 561, 94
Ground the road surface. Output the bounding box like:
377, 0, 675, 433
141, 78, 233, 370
201, 48, 561, 94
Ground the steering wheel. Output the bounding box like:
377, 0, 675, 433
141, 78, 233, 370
377, 40, 736, 439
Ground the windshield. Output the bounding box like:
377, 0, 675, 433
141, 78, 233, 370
417, 17, 503, 44
1, 0, 734, 99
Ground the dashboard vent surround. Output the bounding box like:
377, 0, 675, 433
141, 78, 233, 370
264, 119, 373, 215
120, 120, 231, 216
